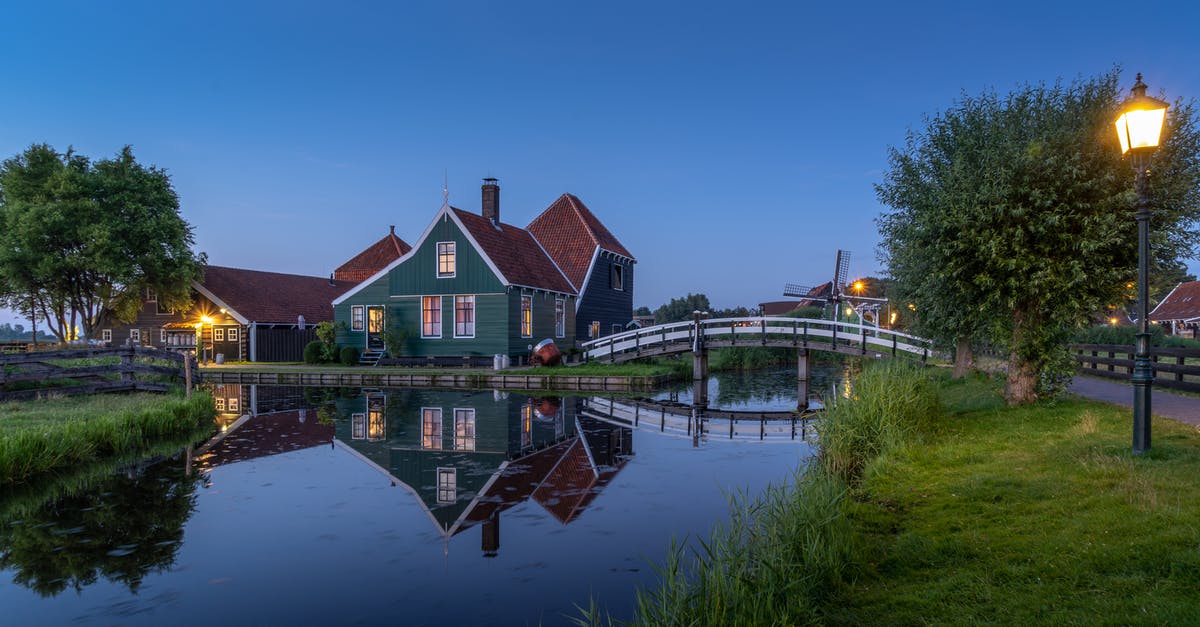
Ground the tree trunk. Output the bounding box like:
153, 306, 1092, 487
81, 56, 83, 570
1004, 314, 1038, 405
952, 337, 975, 379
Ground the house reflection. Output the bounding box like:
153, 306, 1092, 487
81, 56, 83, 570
334, 389, 633, 556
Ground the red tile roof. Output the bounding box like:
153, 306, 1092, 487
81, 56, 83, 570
759, 301, 809, 316
194, 410, 335, 470
527, 194, 635, 291
1150, 281, 1200, 322
200, 266, 358, 324
451, 208, 576, 295
334, 227, 412, 282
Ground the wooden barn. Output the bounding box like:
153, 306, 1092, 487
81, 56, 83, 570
1150, 280, 1200, 338
100, 266, 356, 362
527, 193, 636, 340
333, 179, 578, 361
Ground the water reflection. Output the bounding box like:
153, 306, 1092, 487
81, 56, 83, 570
655, 363, 858, 410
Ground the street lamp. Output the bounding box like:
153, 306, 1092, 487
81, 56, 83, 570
200, 315, 213, 365
1115, 72, 1169, 454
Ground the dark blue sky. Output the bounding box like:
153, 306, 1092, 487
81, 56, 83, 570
2, 1, 1198, 327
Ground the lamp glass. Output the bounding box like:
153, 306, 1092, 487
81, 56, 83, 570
1115, 107, 1167, 154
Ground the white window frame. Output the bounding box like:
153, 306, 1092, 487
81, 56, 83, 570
611, 264, 624, 291
437, 241, 456, 278
521, 294, 533, 338
454, 408, 476, 451
422, 407, 443, 450
555, 299, 565, 338
454, 295, 475, 338
214, 328, 225, 342
228, 397, 239, 413
130, 328, 141, 343
101, 329, 112, 343
146, 288, 157, 302
352, 413, 366, 440
214, 397, 225, 411
351, 305, 365, 331
422, 296, 442, 338
160, 329, 167, 343
436, 467, 457, 504
227, 326, 239, 343
589, 321, 600, 339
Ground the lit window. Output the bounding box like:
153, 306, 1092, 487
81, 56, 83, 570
422, 296, 442, 338
101, 329, 112, 343
214, 397, 225, 411
454, 295, 475, 338
454, 409, 476, 451
422, 408, 442, 449
227, 327, 239, 342
521, 295, 533, 338
589, 321, 600, 339
352, 413, 366, 439
130, 328, 141, 342
351, 305, 365, 331
555, 299, 565, 338
611, 265, 624, 291
214, 328, 225, 342
368, 307, 385, 334
228, 397, 239, 412
368, 409, 385, 441
437, 242, 456, 278
521, 403, 532, 449
437, 468, 457, 504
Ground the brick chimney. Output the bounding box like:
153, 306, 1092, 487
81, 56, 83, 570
481, 178, 500, 224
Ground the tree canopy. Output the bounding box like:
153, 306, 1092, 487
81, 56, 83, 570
0, 144, 205, 341
878, 70, 1200, 403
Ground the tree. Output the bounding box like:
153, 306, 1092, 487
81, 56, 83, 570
878, 70, 1200, 404
0, 144, 204, 341
653, 293, 712, 324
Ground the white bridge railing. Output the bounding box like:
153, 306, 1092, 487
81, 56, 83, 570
579, 316, 933, 363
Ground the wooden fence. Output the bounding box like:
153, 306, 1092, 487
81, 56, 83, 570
0, 346, 193, 401
1072, 343, 1200, 393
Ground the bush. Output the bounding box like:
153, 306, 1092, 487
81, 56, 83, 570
303, 341, 324, 364
339, 346, 359, 366
1074, 324, 1200, 348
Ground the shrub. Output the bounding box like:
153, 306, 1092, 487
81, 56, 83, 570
339, 346, 359, 366
303, 340, 324, 364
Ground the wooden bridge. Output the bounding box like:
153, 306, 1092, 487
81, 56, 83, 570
580, 316, 933, 409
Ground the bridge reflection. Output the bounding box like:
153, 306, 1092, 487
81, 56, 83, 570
581, 397, 819, 444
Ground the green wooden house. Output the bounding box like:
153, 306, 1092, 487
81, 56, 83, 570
333, 179, 578, 360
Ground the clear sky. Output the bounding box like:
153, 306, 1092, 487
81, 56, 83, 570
2, 0, 1198, 328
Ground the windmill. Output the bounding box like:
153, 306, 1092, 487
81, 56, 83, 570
783, 250, 889, 325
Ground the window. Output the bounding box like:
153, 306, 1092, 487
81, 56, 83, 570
368, 409, 385, 441
612, 323, 622, 335
437, 468, 457, 504
454, 295, 475, 338
160, 329, 167, 343
352, 413, 366, 439
422, 296, 442, 338
521, 403, 532, 450
589, 321, 600, 339
368, 307, 384, 334
422, 408, 442, 449
101, 329, 112, 343
214, 398, 225, 411
611, 264, 624, 291
351, 305, 364, 331
454, 409, 476, 451
130, 328, 141, 342
521, 295, 533, 338
227, 327, 239, 343
228, 397, 239, 413
214, 328, 225, 342
437, 242, 456, 277
555, 299, 565, 338
146, 288, 157, 302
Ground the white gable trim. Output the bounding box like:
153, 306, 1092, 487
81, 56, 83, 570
192, 281, 250, 325
527, 226, 579, 297
1149, 283, 1182, 319
574, 246, 601, 312
445, 208, 510, 287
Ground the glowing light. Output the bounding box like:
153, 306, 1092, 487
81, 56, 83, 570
200, 315, 213, 324
852, 280, 864, 291
1114, 74, 1169, 155
1110, 317, 1119, 326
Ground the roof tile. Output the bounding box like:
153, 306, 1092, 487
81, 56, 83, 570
527, 194, 634, 291
451, 208, 576, 294
1150, 280, 1200, 322
334, 229, 412, 282
201, 266, 358, 323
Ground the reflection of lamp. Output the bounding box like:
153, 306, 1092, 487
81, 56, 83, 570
1115, 73, 1169, 455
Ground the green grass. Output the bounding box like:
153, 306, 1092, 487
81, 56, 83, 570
833, 374, 1200, 624
0, 393, 215, 485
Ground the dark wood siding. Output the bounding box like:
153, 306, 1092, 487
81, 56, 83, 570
576, 253, 634, 340
254, 325, 317, 362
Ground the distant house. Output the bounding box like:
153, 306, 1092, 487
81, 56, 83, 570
1150, 280, 1200, 338
333, 179, 578, 359
528, 193, 636, 340
100, 266, 356, 362
334, 225, 412, 283
759, 301, 808, 316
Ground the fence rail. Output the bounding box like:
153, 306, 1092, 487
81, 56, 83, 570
0, 346, 192, 401
1072, 343, 1200, 393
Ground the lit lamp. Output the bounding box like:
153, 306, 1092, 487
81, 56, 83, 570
200, 315, 214, 365
1114, 73, 1169, 454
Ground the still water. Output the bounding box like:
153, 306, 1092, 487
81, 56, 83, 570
0, 367, 843, 626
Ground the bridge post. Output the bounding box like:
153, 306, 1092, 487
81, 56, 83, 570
797, 348, 810, 410
692, 311, 709, 406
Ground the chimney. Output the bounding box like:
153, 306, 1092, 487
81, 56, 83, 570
481, 177, 500, 224
389, 225, 395, 235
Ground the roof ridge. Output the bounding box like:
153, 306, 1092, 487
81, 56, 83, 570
565, 193, 601, 247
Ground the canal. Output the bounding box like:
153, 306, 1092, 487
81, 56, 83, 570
0, 366, 848, 626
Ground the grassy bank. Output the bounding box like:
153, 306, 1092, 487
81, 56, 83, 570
0, 393, 215, 485
589, 364, 1200, 624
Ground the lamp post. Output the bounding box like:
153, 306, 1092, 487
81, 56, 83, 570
1114, 73, 1169, 454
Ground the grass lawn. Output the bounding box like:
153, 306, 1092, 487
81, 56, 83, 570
0, 393, 214, 484
833, 374, 1200, 624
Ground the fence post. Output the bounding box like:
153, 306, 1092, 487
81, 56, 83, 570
861, 327, 867, 355
184, 353, 193, 399
120, 347, 134, 387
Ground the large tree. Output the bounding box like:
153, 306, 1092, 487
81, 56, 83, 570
0, 144, 204, 342
878, 70, 1200, 404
